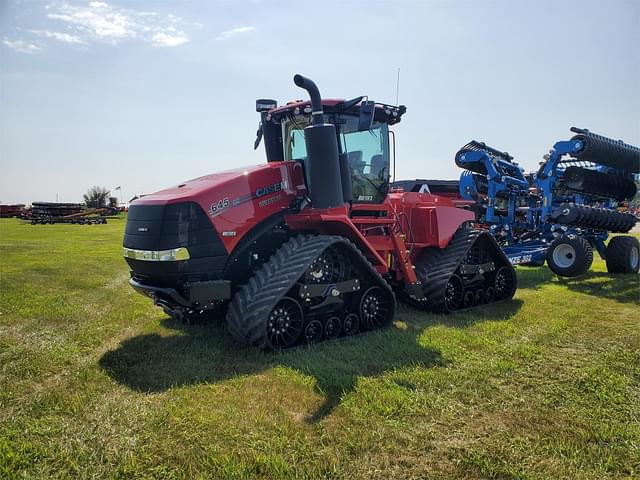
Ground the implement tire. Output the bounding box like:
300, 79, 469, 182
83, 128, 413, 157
605, 236, 640, 274
546, 235, 593, 277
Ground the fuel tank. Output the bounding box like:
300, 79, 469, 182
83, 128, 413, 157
386, 191, 475, 249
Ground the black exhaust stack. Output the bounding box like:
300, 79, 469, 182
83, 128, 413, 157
293, 74, 344, 209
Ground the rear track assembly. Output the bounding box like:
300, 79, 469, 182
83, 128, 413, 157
414, 227, 517, 312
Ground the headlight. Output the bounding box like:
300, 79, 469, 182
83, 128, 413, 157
123, 247, 190, 261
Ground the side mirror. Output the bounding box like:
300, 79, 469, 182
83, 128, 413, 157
358, 100, 375, 131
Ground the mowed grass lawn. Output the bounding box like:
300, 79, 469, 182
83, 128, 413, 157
0, 217, 638, 479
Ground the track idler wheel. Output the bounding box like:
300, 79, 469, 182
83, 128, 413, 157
546, 235, 593, 277
266, 297, 304, 350
444, 275, 465, 312
494, 266, 517, 300
359, 286, 394, 330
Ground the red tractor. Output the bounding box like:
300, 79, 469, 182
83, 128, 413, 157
123, 75, 516, 349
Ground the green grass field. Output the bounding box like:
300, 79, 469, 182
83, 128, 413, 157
0, 217, 638, 479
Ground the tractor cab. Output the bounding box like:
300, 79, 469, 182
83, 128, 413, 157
255, 95, 406, 205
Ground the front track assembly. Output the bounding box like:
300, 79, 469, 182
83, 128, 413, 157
226, 235, 395, 350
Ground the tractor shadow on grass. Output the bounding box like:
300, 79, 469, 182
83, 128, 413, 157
556, 272, 640, 305
516, 266, 639, 304
99, 300, 523, 421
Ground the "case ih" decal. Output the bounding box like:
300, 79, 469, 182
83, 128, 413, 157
210, 181, 287, 217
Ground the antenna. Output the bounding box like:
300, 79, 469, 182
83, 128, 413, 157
395, 68, 400, 105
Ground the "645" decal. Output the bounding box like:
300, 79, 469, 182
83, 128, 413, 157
210, 197, 230, 216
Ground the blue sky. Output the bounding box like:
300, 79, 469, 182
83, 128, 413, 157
1, 0, 638, 204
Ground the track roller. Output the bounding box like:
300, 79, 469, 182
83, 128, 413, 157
342, 313, 360, 335
304, 320, 323, 344
485, 286, 496, 303
605, 236, 640, 274
324, 316, 342, 339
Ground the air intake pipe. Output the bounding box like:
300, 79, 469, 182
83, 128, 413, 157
293, 74, 344, 209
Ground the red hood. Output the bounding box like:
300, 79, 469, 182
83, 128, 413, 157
129, 160, 306, 253
132, 164, 268, 205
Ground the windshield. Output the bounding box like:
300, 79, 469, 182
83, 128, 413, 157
282, 114, 390, 203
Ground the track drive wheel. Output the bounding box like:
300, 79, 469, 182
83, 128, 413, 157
605, 236, 640, 274
546, 235, 593, 277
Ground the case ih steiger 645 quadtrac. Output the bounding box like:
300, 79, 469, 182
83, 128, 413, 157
123, 75, 516, 350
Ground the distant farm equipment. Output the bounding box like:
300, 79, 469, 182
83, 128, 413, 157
26, 199, 120, 225
0, 204, 26, 218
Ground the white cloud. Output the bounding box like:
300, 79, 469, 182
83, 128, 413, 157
29, 30, 84, 44
2, 38, 43, 54
43, 1, 190, 47
152, 32, 189, 47
2, 1, 193, 53
214, 26, 255, 41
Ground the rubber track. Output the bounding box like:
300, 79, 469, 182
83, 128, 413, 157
225, 234, 394, 348
414, 227, 513, 312
550, 203, 637, 233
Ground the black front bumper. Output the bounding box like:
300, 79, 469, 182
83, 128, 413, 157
129, 277, 231, 308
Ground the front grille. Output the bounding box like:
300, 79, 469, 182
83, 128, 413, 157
123, 202, 228, 288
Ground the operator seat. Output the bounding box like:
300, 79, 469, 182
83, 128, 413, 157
370, 154, 386, 178
348, 151, 364, 174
